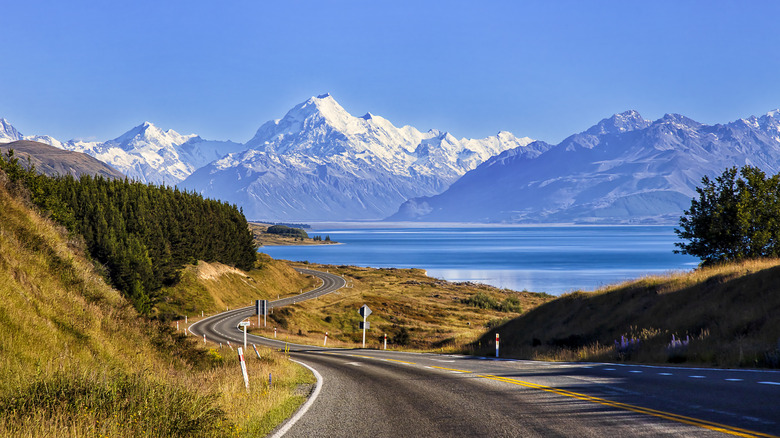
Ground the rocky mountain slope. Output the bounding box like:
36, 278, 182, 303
390, 110, 780, 224
0, 140, 125, 179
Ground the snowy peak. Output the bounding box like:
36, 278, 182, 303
281, 93, 353, 131
657, 113, 701, 129
585, 110, 650, 135
246, 94, 357, 151
109, 121, 196, 151
0, 118, 23, 143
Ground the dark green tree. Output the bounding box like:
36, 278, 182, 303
675, 165, 780, 265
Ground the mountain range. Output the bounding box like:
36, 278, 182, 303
0, 95, 533, 220
4, 98, 780, 224
179, 94, 535, 220
390, 110, 780, 224
0, 118, 244, 185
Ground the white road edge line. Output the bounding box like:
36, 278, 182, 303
270, 359, 323, 438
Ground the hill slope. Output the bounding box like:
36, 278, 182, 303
474, 260, 780, 367
0, 172, 313, 437
0, 140, 124, 179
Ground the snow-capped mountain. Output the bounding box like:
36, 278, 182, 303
0, 118, 23, 143
179, 94, 535, 221
63, 122, 245, 184
0, 119, 245, 184
390, 110, 780, 224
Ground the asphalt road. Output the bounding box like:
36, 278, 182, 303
190, 269, 780, 437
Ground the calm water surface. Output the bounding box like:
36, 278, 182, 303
260, 225, 699, 294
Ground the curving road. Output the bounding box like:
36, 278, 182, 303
190, 269, 779, 437
189, 268, 345, 346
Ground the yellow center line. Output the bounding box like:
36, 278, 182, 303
313, 352, 772, 437
384, 358, 416, 365
481, 374, 776, 438
430, 366, 472, 373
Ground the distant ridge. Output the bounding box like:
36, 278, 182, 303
0, 140, 125, 179
390, 109, 780, 224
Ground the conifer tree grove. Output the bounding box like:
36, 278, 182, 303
0, 150, 257, 314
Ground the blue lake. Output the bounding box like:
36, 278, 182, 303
259, 225, 700, 295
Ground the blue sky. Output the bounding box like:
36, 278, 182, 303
3, 1, 779, 144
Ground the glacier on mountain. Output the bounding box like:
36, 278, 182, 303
179, 94, 536, 221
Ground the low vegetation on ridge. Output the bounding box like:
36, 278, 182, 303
474, 259, 780, 368
249, 261, 554, 351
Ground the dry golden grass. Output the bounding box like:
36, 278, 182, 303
248, 263, 554, 352
156, 253, 319, 319
474, 260, 780, 368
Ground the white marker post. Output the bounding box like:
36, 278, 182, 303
203, 333, 206, 344
359, 305, 372, 348
176, 321, 179, 332
239, 321, 251, 350
274, 327, 277, 338
324, 332, 328, 346
237, 347, 249, 392
495, 333, 500, 358
384, 333, 387, 350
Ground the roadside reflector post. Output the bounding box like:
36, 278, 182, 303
176, 321, 179, 332
274, 327, 277, 338
203, 333, 206, 344
252, 343, 261, 360
185, 315, 187, 324
496, 333, 500, 358
237, 347, 249, 392
201, 311, 203, 317
359, 305, 372, 348
384, 333, 387, 350
324, 332, 328, 346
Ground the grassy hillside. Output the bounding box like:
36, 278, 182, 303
156, 253, 318, 319
474, 260, 780, 368
249, 262, 554, 351
0, 172, 313, 437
